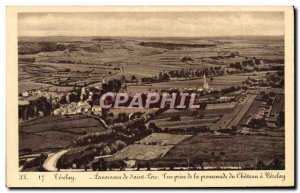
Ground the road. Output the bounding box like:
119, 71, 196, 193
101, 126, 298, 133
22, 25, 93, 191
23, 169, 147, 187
43, 149, 69, 172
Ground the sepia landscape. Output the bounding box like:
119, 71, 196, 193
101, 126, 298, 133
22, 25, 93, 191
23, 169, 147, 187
18, 12, 285, 172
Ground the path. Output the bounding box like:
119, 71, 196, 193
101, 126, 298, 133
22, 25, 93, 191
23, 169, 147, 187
43, 149, 69, 172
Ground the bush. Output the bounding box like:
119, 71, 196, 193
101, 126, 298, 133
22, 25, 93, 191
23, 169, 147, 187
169, 115, 181, 121
103, 146, 111, 155
115, 140, 127, 149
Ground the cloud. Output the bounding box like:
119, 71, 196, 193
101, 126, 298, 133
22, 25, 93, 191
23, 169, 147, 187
18, 12, 284, 37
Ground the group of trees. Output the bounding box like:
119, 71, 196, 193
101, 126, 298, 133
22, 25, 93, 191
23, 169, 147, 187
91, 158, 126, 171
220, 86, 242, 95
21, 153, 48, 172
18, 42, 67, 55
62, 116, 151, 169
248, 118, 267, 129
75, 117, 149, 147
59, 142, 125, 170
19, 96, 53, 121
148, 122, 212, 134
102, 79, 122, 93
167, 67, 224, 79
59, 88, 83, 105
229, 57, 261, 70
256, 157, 285, 170
277, 111, 284, 127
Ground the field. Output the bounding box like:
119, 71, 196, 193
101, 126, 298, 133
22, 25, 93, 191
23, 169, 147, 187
148, 104, 245, 131
19, 114, 106, 155
151, 116, 217, 129
18, 36, 285, 170
155, 134, 284, 168
238, 97, 263, 126
108, 107, 156, 118
109, 133, 192, 161
211, 94, 256, 130
18, 36, 283, 93
19, 132, 71, 153
271, 94, 285, 115
126, 74, 265, 94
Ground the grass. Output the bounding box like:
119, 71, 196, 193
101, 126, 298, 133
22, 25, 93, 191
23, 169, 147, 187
211, 94, 256, 130
271, 94, 284, 114
19, 115, 106, 154
137, 133, 192, 145
18, 37, 282, 93
19, 132, 71, 153
35, 131, 79, 141
156, 134, 284, 168
110, 133, 191, 161
151, 116, 218, 129
126, 73, 266, 94
20, 115, 103, 133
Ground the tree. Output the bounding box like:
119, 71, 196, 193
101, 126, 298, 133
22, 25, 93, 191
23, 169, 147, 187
249, 118, 267, 129
170, 115, 180, 121
256, 160, 266, 170
277, 111, 284, 127
267, 98, 274, 106
199, 102, 207, 111
102, 79, 122, 93
131, 75, 137, 85
59, 95, 67, 104
103, 146, 111, 155
115, 140, 127, 150
268, 158, 284, 170
148, 122, 159, 132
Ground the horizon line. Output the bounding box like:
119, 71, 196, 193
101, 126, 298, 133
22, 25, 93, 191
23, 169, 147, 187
18, 35, 285, 38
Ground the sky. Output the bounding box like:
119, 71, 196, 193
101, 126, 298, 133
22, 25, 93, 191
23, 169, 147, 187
18, 12, 284, 37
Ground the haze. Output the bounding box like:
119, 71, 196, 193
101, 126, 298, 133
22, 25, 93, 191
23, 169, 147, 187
18, 12, 284, 37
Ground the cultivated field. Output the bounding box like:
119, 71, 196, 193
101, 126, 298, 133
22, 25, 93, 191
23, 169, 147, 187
151, 116, 218, 129
19, 114, 106, 155
271, 94, 285, 115
110, 133, 192, 161
18, 36, 285, 170
211, 94, 256, 130
18, 36, 283, 93
155, 134, 284, 168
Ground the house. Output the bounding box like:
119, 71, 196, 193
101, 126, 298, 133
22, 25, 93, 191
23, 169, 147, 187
53, 107, 64, 116
77, 101, 91, 114
21, 91, 29, 97
254, 65, 272, 71
267, 121, 278, 129
92, 105, 102, 115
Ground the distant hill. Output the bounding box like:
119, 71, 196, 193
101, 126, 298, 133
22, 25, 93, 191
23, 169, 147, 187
18, 42, 67, 55
139, 41, 216, 50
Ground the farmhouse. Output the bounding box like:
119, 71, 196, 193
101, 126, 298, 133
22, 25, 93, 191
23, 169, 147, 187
21, 91, 29, 97
254, 65, 272, 71
92, 105, 102, 115
54, 101, 91, 116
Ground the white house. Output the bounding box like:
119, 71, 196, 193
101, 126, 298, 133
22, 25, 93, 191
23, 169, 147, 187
92, 105, 102, 115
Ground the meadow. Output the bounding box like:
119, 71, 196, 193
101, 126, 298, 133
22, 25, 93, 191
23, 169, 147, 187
155, 134, 284, 168
110, 133, 192, 161
18, 36, 283, 93
19, 114, 106, 154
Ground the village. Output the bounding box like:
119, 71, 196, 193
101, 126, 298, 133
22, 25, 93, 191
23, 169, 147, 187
18, 36, 285, 172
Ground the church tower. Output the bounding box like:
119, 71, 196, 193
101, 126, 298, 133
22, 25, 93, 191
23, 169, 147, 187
203, 73, 209, 91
